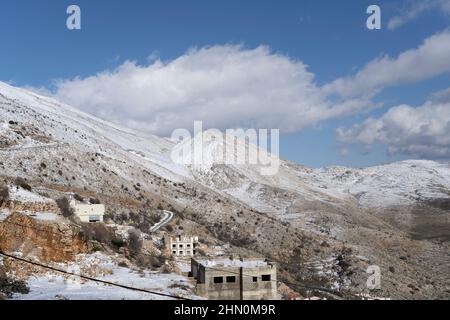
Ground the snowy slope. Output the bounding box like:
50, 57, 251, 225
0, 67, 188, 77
12, 252, 200, 300
1, 81, 450, 211
305, 160, 450, 208
0, 81, 190, 182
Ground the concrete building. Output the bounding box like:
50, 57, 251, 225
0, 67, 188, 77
69, 199, 105, 223
191, 257, 279, 300
165, 235, 199, 257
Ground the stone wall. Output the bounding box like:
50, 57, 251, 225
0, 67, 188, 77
1, 201, 60, 214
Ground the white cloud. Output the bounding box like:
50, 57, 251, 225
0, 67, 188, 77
51, 45, 373, 136
337, 100, 450, 158
38, 31, 450, 163
323, 31, 450, 98
429, 86, 450, 103
388, 0, 450, 30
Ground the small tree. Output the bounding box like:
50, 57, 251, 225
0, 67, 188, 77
14, 177, 31, 191
0, 183, 9, 206
128, 228, 142, 257
56, 197, 74, 218
73, 193, 84, 202
89, 198, 100, 204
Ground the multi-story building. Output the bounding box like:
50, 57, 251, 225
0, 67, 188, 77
165, 235, 199, 257
191, 257, 279, 300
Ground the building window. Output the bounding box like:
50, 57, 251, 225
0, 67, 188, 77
172, 251, 177, 255
179, 244, 184, 248
187, 244, 191, 248
261, 275, 271, 282
172, 244, 176, 248
186, 251, 191, 255
89, 216, 100, 223
253, 277, 258, 282
179, 251, 183, 255
193, 250, 196, 255
226, 276, 236, 283
213, 277, 223, 284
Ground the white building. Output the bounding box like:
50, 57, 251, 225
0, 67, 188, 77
166, 235, 199, 257
69, 199, 105, 223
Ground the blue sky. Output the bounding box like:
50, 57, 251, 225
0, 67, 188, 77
1, 0, 450, 167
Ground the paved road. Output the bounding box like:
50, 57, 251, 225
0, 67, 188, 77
149, 210, 174, 232
0, 142, 69, 152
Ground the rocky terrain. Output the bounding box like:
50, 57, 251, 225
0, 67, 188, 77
0, 81, 449, 300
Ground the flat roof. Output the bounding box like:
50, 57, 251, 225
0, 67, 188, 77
195, 258, 270, 269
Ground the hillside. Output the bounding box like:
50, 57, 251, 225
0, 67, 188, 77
0, 81, 449, 299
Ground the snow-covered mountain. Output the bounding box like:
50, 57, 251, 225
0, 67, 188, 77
1, 81, 449, 213
1, 81, 449, 299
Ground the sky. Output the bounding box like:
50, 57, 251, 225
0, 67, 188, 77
1, 0, 449, 168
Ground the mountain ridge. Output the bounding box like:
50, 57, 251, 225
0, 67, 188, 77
1, 81, 449, 299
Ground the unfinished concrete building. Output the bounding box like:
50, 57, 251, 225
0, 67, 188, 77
191, 257, 279, 300
165, 235, 199, 257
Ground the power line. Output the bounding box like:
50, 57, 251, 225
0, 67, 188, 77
0, 250, 191, 300
1, 217, 359, 298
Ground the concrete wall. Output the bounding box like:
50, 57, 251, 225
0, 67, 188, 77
166, 236, 198, 257
70, 200, 105, 223
241, 265, 278, 300
196, 264, 242, 300
191, 259, 279, 300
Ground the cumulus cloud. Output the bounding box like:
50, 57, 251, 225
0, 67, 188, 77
323, 31, 450, 98
387, 0, 450, 30
51, 45, 373, 136
337, 101, 450, 158
429, 86, 450, 103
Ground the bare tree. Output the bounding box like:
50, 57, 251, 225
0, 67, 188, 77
0, 183, 9, 206
128, 228, 142, 257
56, 197, 74, 218
14, 177, 31, 191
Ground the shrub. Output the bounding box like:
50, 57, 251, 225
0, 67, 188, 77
168, 282, 190, 290
0, 183, 9, 206
56, 197, 74, 218
80, 223, 115, 245
0, 266, 29, 298
136, 222, 151, 234
111, 236, 125, 248
73, 193, 84, 202
89, 198, 100, 204
128, 228, 142, 257
135, 255, 165, 270
14, 177, 31, 191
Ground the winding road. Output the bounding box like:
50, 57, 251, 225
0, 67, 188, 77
149, 210, 174, 232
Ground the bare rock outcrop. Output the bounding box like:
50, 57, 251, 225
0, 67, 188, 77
0, 212, 88, 263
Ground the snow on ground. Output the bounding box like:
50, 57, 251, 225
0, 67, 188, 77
8, 187, 51, 203
2, 81, 450, 212
296, 160, 450, 208
23, 211, 59, 222
13, 252, 201, 300
0, 208, 10, 222
176, 261, 192, 273
224, 183, 282, 213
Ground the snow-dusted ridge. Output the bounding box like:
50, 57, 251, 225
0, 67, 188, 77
1, 81, 450, 210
